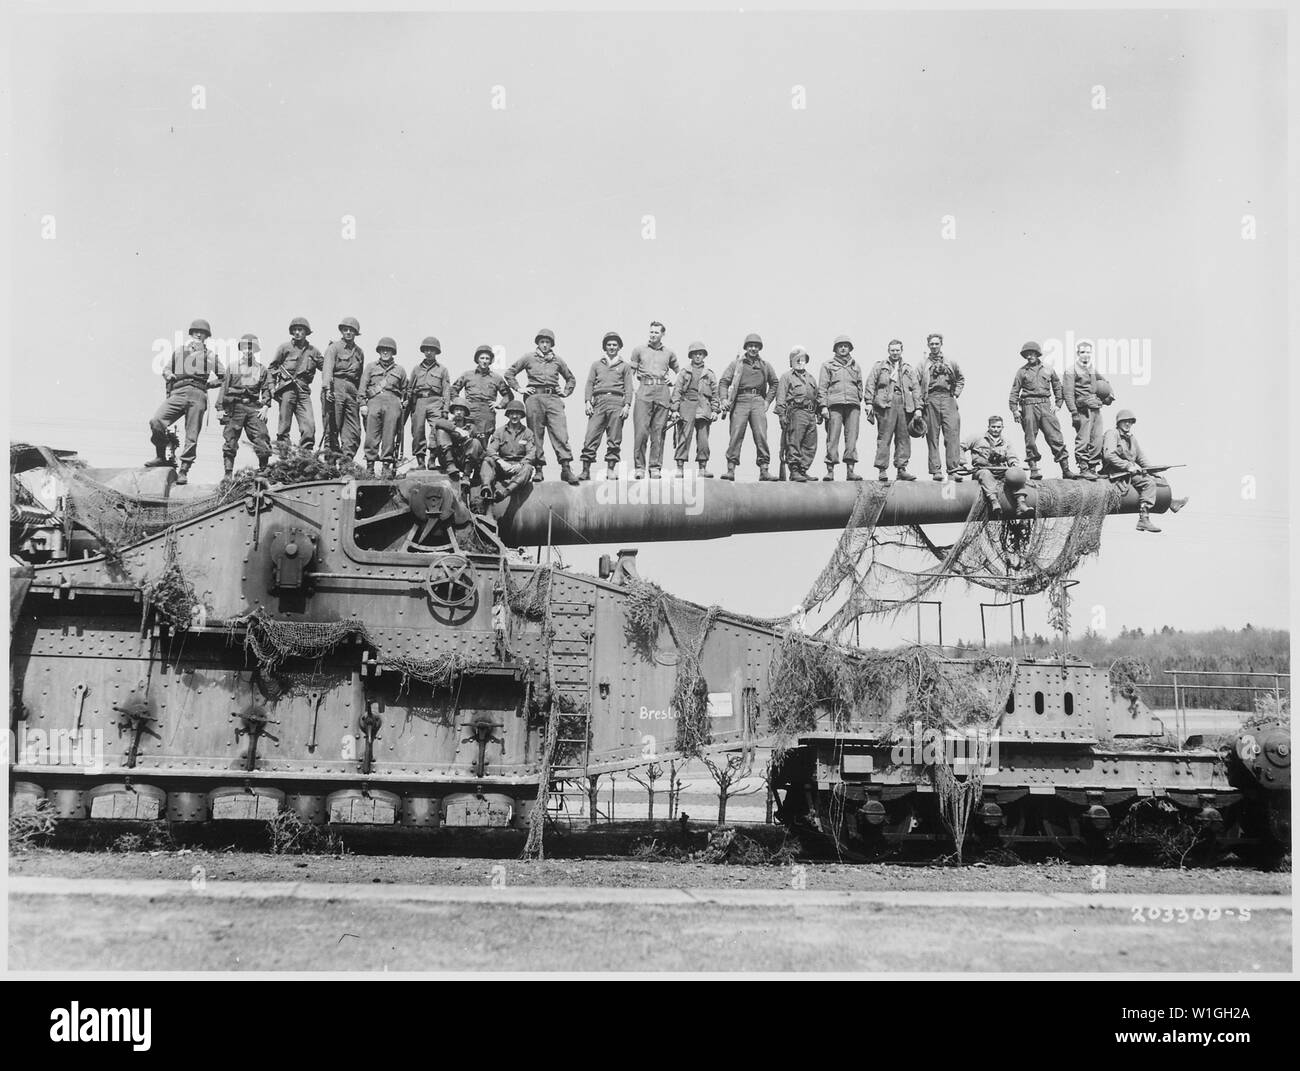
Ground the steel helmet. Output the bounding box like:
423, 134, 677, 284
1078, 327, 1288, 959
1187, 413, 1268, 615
1003, 465, 1029, 492
1019, 340, 1042, 357
687, 341, 708, 357
420, 336, 442, 354
338, 317, 361, 335
743, 333, 764, 350
505, 399, 526, 415
602, 331, 623, 348
449, 399, 471, 415
535, 328, 556, 345
376, 336, 397, 354
189, 318, 212, 336
832, 334, 853, 352
908, 411, 927, 438
238, 332, 260, 352
788, 346, 809, 367
289, 317, 312, 335
1094, 380, 1114, 401
473, 345, 495, 362
1116, 409, 1137, 424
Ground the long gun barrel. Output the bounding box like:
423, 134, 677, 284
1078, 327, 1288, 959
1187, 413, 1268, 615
496, 478, 1178, 546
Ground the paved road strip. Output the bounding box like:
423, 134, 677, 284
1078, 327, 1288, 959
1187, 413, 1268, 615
7, 877, 1292, 911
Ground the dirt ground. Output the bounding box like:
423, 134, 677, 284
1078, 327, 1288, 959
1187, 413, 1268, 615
9, 847, 1291, 973
8, 846, 1292, 894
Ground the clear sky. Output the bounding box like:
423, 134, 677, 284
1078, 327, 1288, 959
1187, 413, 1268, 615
4, 7, 1290, 642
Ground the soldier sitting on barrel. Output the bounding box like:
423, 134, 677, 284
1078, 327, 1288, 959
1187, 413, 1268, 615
479, 399, 537, 508
969, 415, 1029, 518
428, 399, 486, 487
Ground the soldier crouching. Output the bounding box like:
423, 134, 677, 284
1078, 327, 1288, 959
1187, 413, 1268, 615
479, 399, 536, 509
429, 400, 485, 485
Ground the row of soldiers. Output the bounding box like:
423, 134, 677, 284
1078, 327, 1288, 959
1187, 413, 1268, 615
146, 318, 1171, 531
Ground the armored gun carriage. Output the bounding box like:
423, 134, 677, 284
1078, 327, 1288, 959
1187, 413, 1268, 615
8, 450, 1288, 860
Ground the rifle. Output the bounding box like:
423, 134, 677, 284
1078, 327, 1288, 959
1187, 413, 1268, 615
320, 382, 339, 456
395, 388, 412, 467
777, 414, 789, 481
1106, 464, 1185, 482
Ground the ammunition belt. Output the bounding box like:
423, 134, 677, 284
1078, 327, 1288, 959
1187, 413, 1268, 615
531, 385, 560, 394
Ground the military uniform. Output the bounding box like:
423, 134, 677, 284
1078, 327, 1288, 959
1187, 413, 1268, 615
582, 356, 634, 468
775, 366, 820, 479
671, 362, 719, 470
217, 356, 271, 471
1008, 356, 1072, 476
408, 357, 453, 467
866, 357, 922, 476
504, 349, 577, 473
452, 358, 513, 441
1063, 362, 1111, 474
918, 355, 965, 478
321, 337, 365, 458
150, 336, 221, 471
719, 351, 780, 474
359, 358, 408, 469
268, 338, 324, 451
818, 355, 864, 470
429, 416, 485, 481
480, 421, 537, 501
969, 429, 1021, 510
1102, 426, 1155, 508
629, 342, 679, 474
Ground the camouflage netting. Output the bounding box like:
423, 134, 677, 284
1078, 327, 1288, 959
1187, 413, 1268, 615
141, 531, 201, 632
229, 608, 374, 673
766, 635, 1016, 757
810, 481, 1121, 644
10, 443, 363, 562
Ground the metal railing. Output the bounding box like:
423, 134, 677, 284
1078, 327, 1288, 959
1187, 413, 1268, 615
1140, 670, 1289, 743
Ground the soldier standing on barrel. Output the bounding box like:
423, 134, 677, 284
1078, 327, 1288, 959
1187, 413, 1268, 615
670, 342, 719, 478
453, 345, 513, 443
775, 346, 819, 482
268, 316, 324, 456
1063, 340, 1112, 480
146, 317, 222, 485
505, 328, 579, 485
216, 333, 272, 475
917, 332, 965, 482
1008, 340, 1078, 481
817, 334, 864, 481
359, 337, 408, 479
321, 316, 365, 460
408, 336, 452, 470
580, 331, 634, 481
866, 339, 922, 482
629, 321, 679, 480
718, 333, 780, 481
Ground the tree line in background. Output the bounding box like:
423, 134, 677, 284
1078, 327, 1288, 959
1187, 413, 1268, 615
956, 625, 1290, 711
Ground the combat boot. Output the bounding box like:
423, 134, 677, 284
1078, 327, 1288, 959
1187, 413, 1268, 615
1136, 509, 1162, 533
823, 464, 836, 482
175, 464, 191, 486
607, 462, 619, 480
382, 462, 396, 480
721, 463, 736, 481
791, 468, 809, 483
560, 462, 580, 486
699, 463, 713, 479
144, 451, 173, 469
533, 466, 545, 483
1060, 462, 1080, 480
444, 465, 462, 482
984, 496, 1001, 517
1028, 464, 1043, 481
932, 473, 944, 482
223, 458, 234, 478
580, 461, 592, 482
365, 461, 376, 477
257, 455, 269, 471
1014, 493, 1032, 516
649, 466, 662, 480
896, 468, 917, 481
758, 466, 776, 481
877, 469, 890, 483
633, 468, 645, 480
845, 463, 862, 482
